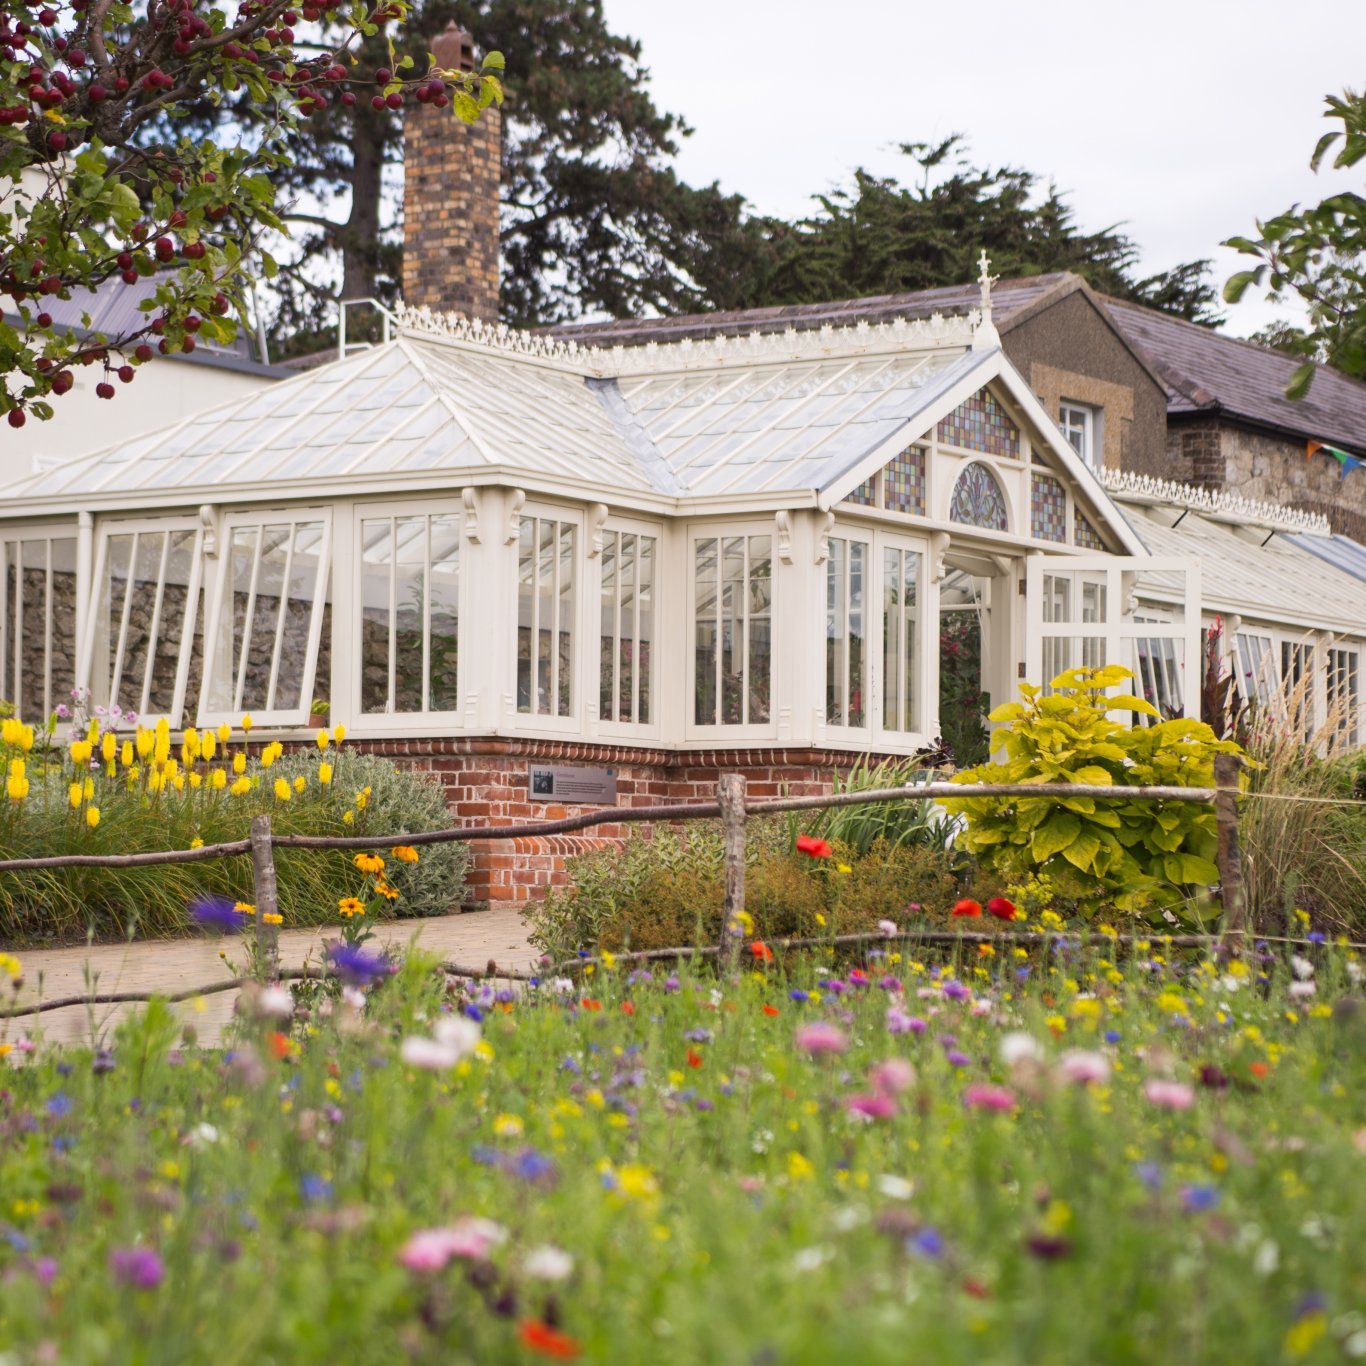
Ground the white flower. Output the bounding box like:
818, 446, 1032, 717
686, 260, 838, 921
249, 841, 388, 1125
1288, 980, 1317, 998
523, 1246, 575, 1282
1347, 960, 1362, 982
1058, 1049, 1111, 1086
877, 919, 898, 937
257, 985, 295, 1020
999, 1031, 1046, 1066
434, 1015, 482, 1060
1291, 955, 1315, 980
876, 1174, 914, 1201
400, 1037, 461, 1071
189, 1122, 220, 1146
1253, 1240, 1279, 1276
791, 1245, 834, 1273
1219, 974, 1244, 993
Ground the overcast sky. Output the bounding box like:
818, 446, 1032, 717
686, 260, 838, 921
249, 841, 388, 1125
603, 0, 1365, 337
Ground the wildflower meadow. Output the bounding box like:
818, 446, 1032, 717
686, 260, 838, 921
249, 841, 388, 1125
1, 931, 1363, 1363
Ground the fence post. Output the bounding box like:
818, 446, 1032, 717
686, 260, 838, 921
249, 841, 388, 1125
250, 814, 281, 981
718, 774, 747, 973
1213, 753, 1245, 949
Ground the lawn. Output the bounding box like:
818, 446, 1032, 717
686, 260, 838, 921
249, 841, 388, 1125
0, 936, 1362, 1364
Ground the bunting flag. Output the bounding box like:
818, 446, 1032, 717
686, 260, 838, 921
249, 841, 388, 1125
1307, 439, 1365, 479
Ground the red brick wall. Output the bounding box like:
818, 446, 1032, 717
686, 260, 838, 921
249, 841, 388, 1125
347, 737, 862, 908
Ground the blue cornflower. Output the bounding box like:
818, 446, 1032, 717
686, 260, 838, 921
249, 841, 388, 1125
789, 989, 809, 1003
908, 1228, 944, 1259
1180, 1185, 1220, 1212
513, 1150, 556, 1182
299, 1175, 332, 1202
190, 895, 246, 934
1134, 1161, 1164, 1192
47, 1093, 72, 1119
326, 943, 389, 985
684, 1028, 713, 1044
463, 1003, 485, 1022
1307, 931, 1326, 944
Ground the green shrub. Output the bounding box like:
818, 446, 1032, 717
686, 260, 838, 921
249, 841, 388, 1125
801, 754, 957, 855
0, 744, 466, 945
525, 820, 963, 960
940, 665, 1243, 926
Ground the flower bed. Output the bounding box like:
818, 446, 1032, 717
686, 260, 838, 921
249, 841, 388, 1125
0, 936, 1362, 1361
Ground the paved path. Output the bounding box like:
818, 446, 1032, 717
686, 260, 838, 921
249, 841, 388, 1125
2, 912, 536, 1050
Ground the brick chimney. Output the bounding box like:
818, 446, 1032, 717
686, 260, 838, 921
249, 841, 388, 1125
401, 22, 501, 322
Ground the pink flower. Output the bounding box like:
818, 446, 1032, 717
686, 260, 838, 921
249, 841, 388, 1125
847, 1091, 898, 1119
795, 1022, 849, 1056
397, 1217, 507, 1271
1143, 1079, 1195, 1110
1058, 1050, 1111, 1086
869, 1058, 916, 1094
877, 919, 898, 937
963, 1083, 1017, 1112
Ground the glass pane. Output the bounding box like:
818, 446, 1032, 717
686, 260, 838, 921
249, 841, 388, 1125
721, 536, 744, 725
146, 531, 197, 717
208, 526, 257, 712
427, 516, 460, 712
393, 517, 426, 713
17, 544, 47, 720
599, 531, 617, 722
272, 522, 325, 712
849, 541, 865, 728
748, 535, 771, 724
49, 538, 77, 718
360, 518, 392, 714
618, 533, 635, 724
238, 525, 288, 711
826, 538, 847, 726
517, 521, 534, 713
694, 538, 717, 725
638, 536, 653, 725
2, 545, 16, 708
882, 547, 901, 731
537, 521, 554, 716
557, 523, 574, 717
115, 532, 163, 715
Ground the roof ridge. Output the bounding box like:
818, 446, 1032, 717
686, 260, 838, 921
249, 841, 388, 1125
1101, 468, 1333, 534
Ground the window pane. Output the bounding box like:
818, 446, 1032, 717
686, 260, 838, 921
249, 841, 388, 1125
721, 536, 745, 725
537, 521, 554, 715
600, 531, 617, 721
360, 518, 392, 714
270, 523, 325, 712
694, 538, 717, 725
617, 533, 635, 723
882, 548, 919, 732
517, 521, 534, 713
826, 538, 847, 726
145, 531, 198, 716
394, 517, 427, 714
748, 535, 771, 724
637, 536, 653, 725
517, 516, 575, 718
428, 516, 460, 712
557, 523, 574, 717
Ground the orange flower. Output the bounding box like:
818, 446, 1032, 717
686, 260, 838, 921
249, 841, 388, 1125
686, 1048, 703, 1069
952, 899, 982, 918
749, 941, 774, 962
519, 1320, 581, 1359
795, 834, 833, 859
762, 1003, 780, 1016
1249, 1061, 1270, 1079
620, 1001, 635, 1016
580, 998, 601, 1012
267, 1031, 290, 1060
985, 896, 1017, 921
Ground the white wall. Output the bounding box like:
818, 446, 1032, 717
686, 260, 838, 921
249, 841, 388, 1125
8, 359, 277, 480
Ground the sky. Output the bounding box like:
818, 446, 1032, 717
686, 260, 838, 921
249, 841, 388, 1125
602, 0, 1365, 337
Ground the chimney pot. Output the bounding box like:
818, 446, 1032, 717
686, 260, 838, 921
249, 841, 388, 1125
431, 21, 475, 74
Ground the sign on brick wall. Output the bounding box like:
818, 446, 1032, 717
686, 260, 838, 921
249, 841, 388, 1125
528, 765, 618, 805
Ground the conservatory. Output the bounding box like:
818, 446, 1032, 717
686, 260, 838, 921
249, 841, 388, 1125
2, 282, 1199, 770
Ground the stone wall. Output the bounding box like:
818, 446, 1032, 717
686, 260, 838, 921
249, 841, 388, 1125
1168, 418, 1366, 539
3, 564, 77, 718
346, 738, 860, 909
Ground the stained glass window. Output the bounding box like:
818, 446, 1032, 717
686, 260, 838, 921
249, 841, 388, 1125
1073, 509, 1106, 550
883, 446, 926, 515
845, 475, 877, 507
936, 389, 1019, 458
949, 462, 1009, 532
1030, 472, 1066, 543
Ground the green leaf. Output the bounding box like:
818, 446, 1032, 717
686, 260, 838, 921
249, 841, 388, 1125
481, 49, 505, 72
1176, 853, 1220, 885
1222, 268, 1264, 303
1031, 814, 1080, 862
1061, 830, 1102, 872
1285, 362, 1315, 401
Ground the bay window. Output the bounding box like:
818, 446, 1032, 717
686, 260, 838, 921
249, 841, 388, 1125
2, 530, 79, 722
517, 514, 576, 719
201, 513, 332, 725
693, 532, 771, 728
599, 528, 655, 726
359, 511, 461, 716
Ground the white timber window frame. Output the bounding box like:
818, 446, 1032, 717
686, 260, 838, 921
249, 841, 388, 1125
83, 516, 204, 728
197, 508, 333, 729
687, 523, 776, 740
1058, 401, 1099, 469
594, 515, 662, 740
514, 504, 582, 734
1327, 644, 1360, 750
1, 525, 80, 724
352, 500, 464, 729
1234, 630, 1277, 709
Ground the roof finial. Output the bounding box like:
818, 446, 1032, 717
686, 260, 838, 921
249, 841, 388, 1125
972, 249, 1000, 352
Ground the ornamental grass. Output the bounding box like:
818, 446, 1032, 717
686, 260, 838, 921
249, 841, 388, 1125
0, 938, 1361, 1362
0, 710, 467, 944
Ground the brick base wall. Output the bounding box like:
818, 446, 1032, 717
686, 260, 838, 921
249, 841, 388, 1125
347, 738, 863, 908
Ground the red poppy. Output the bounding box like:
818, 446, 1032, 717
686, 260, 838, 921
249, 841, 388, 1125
749, 941, 774, 962
686, 1048, 703, 1069
985, 896, 1017, 921
1249, 1061, 1269, 1079
267, 1031, 290, 1060
620, 1001, 635, 1016
963, 1277, 992, 1299
580, 998, 602, 1012
795, 834, 834, 859
519, 1319, 581, 1359
761, 1003, 780, 1016
952, 899, 982, 918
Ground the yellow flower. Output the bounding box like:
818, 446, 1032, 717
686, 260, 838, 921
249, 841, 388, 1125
86, 806, 101, 829
0, 951, 21, 979
230, 777, 251, 797
318, 762, 333, 786
836, 862, 852, 874
342, 811, 354, 826
70, 739, 92, 764
201, 732, 217, 761
234, 901, 256, 915
136, 727, 154, 760
241, 714, 254, 733
814, 913, 826, 928
183, 727, 201, 761
390, 845, 419, 863
493, 1113, 524, 1138
232, 752, 246, 776
786, 1152, 815, 1182
120, 740, 133, 767
189, 772, 203, 789
274, 777, 291, 801
601, 950, 616, 971
68, 782, 82, 809
0, 717, 20, 747
338, 896, 365, 918
83, 776, 94, 799
615, 1163, 660, 1203
101, 731, 117, 764
332, 725, 346, 745
356, 784, 371, 811
374, 880, 400, 901
293, 775, 306, 794
216, 723, 231, 744
261, 912, 283, 926
354, 852, 385, 875
211, 768, 227, 790
315, 729, 329, 751
189, 837, 204, 849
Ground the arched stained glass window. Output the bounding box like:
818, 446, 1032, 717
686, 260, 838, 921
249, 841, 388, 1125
949, 462, 1008, 532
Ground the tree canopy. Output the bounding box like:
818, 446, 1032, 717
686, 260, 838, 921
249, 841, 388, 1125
1225, 89, 1365, 397
0, 0, 501, 424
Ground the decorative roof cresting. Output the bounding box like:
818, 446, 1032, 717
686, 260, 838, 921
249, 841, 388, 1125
1102, 468, 1333, 536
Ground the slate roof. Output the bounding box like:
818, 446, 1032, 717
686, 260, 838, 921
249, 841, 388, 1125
1104, 297, 1366, 457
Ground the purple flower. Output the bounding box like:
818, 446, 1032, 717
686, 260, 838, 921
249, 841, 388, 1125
110, 1247, 164, 1290
907, 1228, 944, 1259
663, 976, 680, 992
941, 980, 971, 1001
945, 1049, 970, 1068
327, 944, 390, 985
886, 1008, 927, 1035
684, 1028, 713, 1044
789, 989, 809, 1003
300, 1174, 333, 1202
1181, 1185, 1220, 1212
190, 895, 246, 935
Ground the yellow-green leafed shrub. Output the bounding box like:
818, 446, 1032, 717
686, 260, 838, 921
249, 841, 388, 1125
939, 665, 1244, 921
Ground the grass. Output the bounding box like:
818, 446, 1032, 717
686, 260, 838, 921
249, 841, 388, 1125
0, 934, 1362, 1363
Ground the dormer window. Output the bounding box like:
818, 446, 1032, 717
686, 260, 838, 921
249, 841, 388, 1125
1058, 401, 1097, 468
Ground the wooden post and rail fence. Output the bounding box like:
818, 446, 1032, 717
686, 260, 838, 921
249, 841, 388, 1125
0, 757, 1252, 1020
